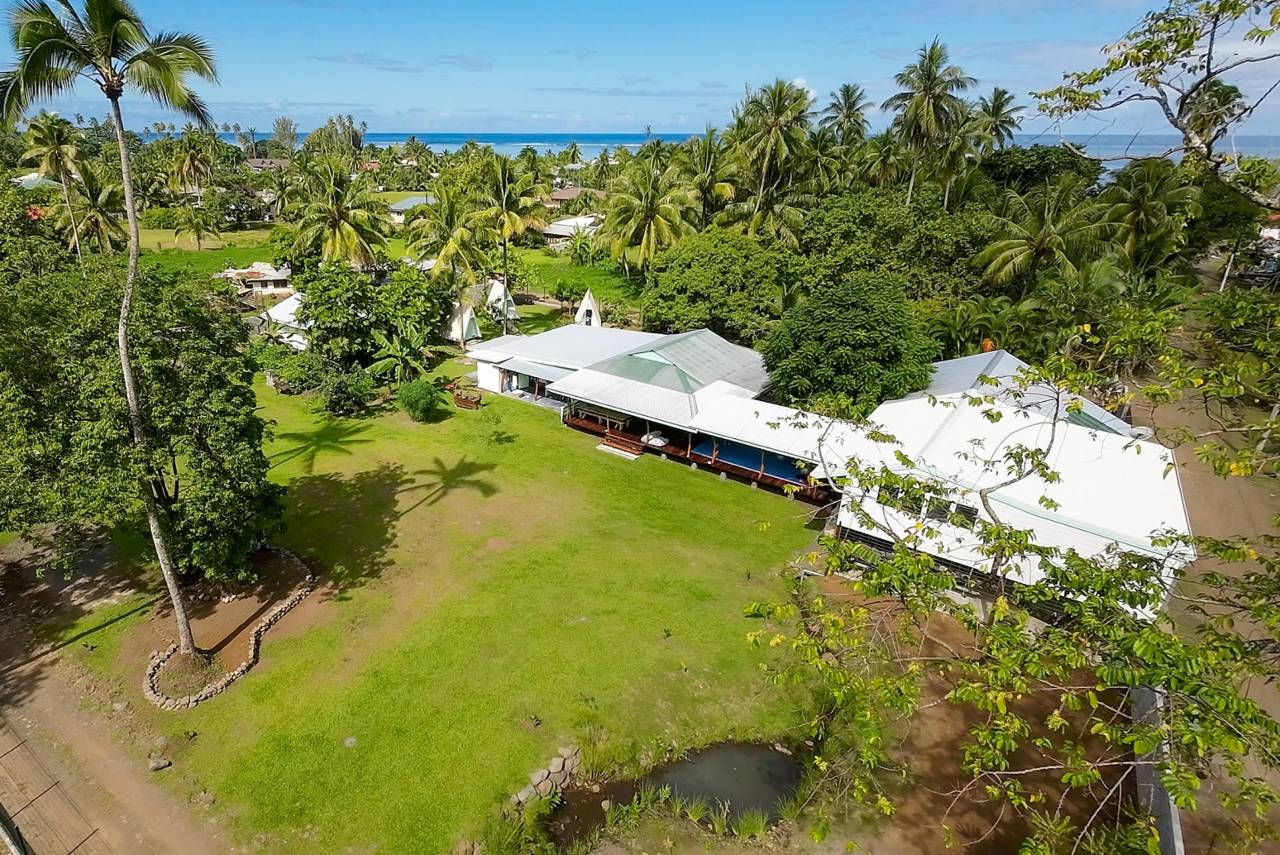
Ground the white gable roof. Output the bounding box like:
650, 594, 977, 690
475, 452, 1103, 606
264, 293, 309, 329
469, 325, 663, 370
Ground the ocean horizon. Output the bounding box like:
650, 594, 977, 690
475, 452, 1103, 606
134, 130, 1280, 161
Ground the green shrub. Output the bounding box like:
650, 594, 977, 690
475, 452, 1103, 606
247, 338, 294, 373
140, 207, 182, 229
272, 350, 329, 394
397, 378, 447, 422
312, 367, 375, 416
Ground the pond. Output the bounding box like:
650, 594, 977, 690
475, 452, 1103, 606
547, 742, 802, 846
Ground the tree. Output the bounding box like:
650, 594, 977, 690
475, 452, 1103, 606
761, 270, 934, 413
295, 263, 378, 367
172, 202, 219, 250
405, 187, 487, 284
293, 158, 390, 267
1101, 158, 1199, 261
643, 229, 784, 345
374, 265, 454, 348
974, 86, 1024, 150
22, 111, 84, 259
57, 164, 126, 252
800, 187, 998, 302
0, 259, 283, 597
857, 130, 907, 187
736, 79, 814, 217
602, 162, 692, 275
975, 173, 1113, 296
170, 131, 213, 198
819, 82, 872, 144
272, 115, 297, 153
0, 0, 217, 654
477, 154, 546, 287
882, 38, 975, 204
1037, 1, 1280, 210
979, 143, 1105, 191
368, 325, 428, 388
674, 127, 736, 230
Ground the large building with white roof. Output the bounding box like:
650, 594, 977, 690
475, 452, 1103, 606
469, 327, 1194, 591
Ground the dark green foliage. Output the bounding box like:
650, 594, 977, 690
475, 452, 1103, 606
979, 143, 1104, 190
295, 263, 379, 367
799, 188, 997, 301
271, 349, 330, 394
397, 378, 448, 422
0, 257, 283, 581
312, 366, 376, 416
644, 229, 783, 344
375, 266, 453, 342
139, 206, 182, 229
762, 271, 934, 413
1184, 174, 1264, 254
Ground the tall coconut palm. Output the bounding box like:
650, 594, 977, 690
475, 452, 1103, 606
602, 163, 692, 275
975, 174, 1112, 297
807, 124, 850, 195
476, 154, 547, 287
293, 158, 390, 266
170, 131, 212, 199
737, 79, 813, 216
591, 146, 615, 186
881, 38, 975, 204
1101, 158, 1200, 258
563, 140, 582, 165
55, 164, 125, 251
22, 110, 84, 258
975, 87, 1024, 151
405, 187, 488, 286
936, 110, 992, 209
674, 126, 736, 230
0, 0, 217, 656
819, 82, 872, 144
858, 131, 906, 187
173, 202, 219, 249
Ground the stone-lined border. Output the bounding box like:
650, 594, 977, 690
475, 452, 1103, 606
511, 745, 581, 807
143, 548, 316, 711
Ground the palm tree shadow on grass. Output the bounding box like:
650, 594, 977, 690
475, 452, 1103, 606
396, 456, 499, 519
284, 458, 498, 599
270, 418, 374, 475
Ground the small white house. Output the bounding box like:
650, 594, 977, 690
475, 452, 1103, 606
390, 194, 434, 225
575, 288, 603, 327
261, 293, 310, 350
216, 261, 292, 294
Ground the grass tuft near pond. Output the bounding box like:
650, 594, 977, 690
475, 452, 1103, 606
58, 369, 815, 853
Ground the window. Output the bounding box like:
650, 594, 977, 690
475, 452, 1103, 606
926, 501, 950, 522
952, 504, 979, 529
584, 309, 594, 326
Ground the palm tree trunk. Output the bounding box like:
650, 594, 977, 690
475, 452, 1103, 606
60, 173, 83, 263
943, 178, 952, 211
906, 158, 918, 206
109, 95, 197, 657
753, 148, 773, 216
451, 258, 467, 354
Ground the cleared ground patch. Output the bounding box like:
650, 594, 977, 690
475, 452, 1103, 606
44, 372, 816, 853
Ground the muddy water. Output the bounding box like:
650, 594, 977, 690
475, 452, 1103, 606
547, 742, 802, 846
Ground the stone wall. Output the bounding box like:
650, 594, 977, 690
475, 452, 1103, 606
143, 549, 316, 711
511, 745, 581, 807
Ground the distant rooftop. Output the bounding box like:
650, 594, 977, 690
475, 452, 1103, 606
389, 194, 435, 212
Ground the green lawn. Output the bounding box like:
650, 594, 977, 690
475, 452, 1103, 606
142, 243, 274, 278
138, 228, 273, 253
61, 373, 814, 853
516, 248, 642, 308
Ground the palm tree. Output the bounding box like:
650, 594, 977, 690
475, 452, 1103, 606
563, 140, 582, 164
674, 127, 735, 230
976, 87, 1024, 150
936, 110, 992, 209
405, 187, 487, 284
591, 146, 615, 185
602, 163, 692, 275
56, 164, 125, 251
170, 132, 212, 199
476, 154, 547, 287
807, 125, 850, 195
881, 38, 975, 204
293, 158, 390, 266
819, 82, 872, 144
975, 174, 1112, 297
857, 131, 906, 187
737, 79, 813, 217
1101, 158, 1200, 258
263, 166, 295, 218
22, 111, 84, 259
173, 202, 219, 249
0, 0, 216, 655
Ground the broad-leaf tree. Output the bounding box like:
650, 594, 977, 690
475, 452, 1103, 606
0, 0, 217, 654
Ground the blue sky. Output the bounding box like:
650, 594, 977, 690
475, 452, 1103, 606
5, 0, 1279, 135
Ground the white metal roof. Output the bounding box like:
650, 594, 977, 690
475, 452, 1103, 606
543, 215, 601, 238
389, 194, 435, 212
499, 358, 575, 383
688, 393, 862, 475
549, 368, 708, 427
468, 325, 663, 369
264, 293, 309, 329
917, 350, 1133, 435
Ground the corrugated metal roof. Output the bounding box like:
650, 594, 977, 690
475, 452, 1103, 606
498, 357, 574, 383
588, 329, 768, 394
389, 194, 436, 212
549, 369, 701, 427
917, 350, 1132, 436
467, 325, 663, 369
